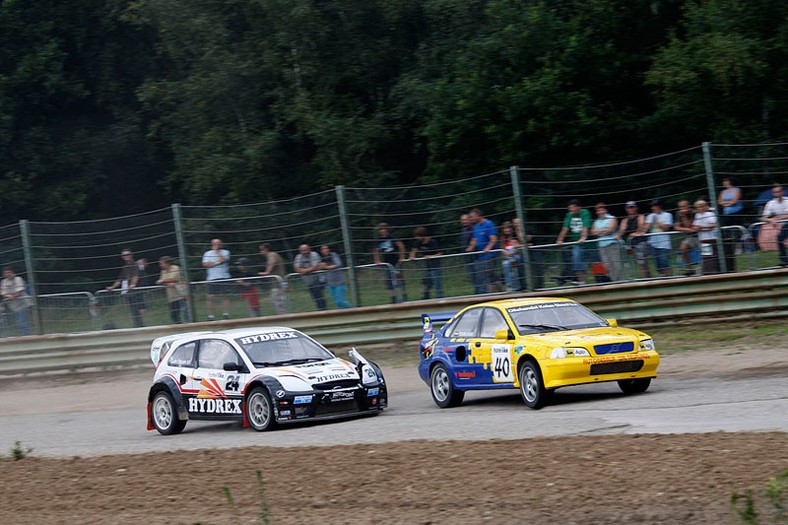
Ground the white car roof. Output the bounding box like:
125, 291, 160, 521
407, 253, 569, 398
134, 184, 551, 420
216, 326, 303, 339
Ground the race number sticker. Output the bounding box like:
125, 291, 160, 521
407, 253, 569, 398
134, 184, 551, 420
491, 344, 513, 383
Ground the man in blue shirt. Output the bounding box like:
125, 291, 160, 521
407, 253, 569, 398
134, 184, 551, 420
466, 208, 500, 293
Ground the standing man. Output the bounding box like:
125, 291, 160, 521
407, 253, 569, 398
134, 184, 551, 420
294, 244, 327, 310
460, 213, 480, 293
645, 200, 674, 277
760, 184, 788, 267
674, 199, 700, 276
105, 248, 144, 327
156, 256, 188, 324
409, 226, 444, 300
320, 244, 352, 308
372, 223, 406, 304
692, 199, 720, 274
202, 238, 231, 321
466, 208, 499, 293
555, 199, 591, 285
1, 266, 32, 336
235, 258, 261, 317
258, 243, 287, 314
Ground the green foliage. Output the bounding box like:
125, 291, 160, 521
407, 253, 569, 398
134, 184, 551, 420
731, 470, 788, 524
10, 440, 33, 461
2, 0, 788, 223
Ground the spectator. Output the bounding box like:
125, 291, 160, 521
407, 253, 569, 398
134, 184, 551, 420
693, 199, 720, 274
319, 245, 352, 309
258, 243, 287, 315
156, 256, 188, 324
294, 243, 327, 310
674, 199, 700, 276
760, 184, 788, 267
512, 216, 543, 290
105, 248, 144, 327
1, 266, 32, 336
617, 201, 650, 278
235, 258, 261, 317
460, 213, 480, 293
499, 221, 522, 292
645, 199, 674, 277
590, 203, 623, 282
136, 258, 153, 318
372, 223, 406, 303
466, 208, 500, 293
409, 227, 444, 299
717, 177, 744, 226
201, 238, 231, 321
555, 199, 591, 285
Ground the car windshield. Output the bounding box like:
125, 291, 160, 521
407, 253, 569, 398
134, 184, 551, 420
235, 331, 334, 366
506, 301, 607, 334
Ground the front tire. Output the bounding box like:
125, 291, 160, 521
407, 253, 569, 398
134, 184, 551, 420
430, 364, 465, 408
519, 360, 550, 409
618, 378, 651, 394
151, 391, 186, 435
246, 387, 277, 431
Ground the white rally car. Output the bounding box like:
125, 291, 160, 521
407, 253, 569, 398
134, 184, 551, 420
147, 326, 387, 435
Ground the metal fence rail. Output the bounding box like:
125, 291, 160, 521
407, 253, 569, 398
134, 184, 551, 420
0, 269, 785, 377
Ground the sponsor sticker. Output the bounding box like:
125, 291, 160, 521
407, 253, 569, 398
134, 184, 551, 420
238, 332, 298, 345
367, 387, 380, 396
188, 397, 243, 415
507, 302, 579, 313
330, 391, 355, 402
294, 395, 312, 405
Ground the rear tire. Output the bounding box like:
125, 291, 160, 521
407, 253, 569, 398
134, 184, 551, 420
151, 391, 186, 435
430, 364, 465, 408
618, 378, 651, 394
519, 360, 550, 409
246, 387, 277, 431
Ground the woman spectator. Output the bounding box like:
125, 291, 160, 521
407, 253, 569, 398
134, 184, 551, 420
499, 221, 522, 292
717, 177, 744, 226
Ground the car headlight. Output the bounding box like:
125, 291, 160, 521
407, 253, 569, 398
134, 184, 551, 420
550, 347, 591, 359
639, 339, 655, 351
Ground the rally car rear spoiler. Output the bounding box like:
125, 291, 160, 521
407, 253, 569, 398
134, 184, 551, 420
421, 312, 456, 334
150, 331, 213, 365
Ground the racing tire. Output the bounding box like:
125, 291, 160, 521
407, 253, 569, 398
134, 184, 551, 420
430, 364, 465, 408
618, 378, 651, 395
246, 387, 277, 431
519, 360, 550, 410
151, 391, 186, 435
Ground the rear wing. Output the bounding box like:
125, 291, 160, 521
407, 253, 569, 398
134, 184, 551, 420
421, 312, 456, 334
150, 331, 213, 365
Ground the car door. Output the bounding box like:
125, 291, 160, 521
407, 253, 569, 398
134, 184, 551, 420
443, 307, 484, 386
191, 339, 248, 418
475, 307, 515, 387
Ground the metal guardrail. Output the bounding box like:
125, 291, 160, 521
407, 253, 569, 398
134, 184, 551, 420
0, 269, 786, 377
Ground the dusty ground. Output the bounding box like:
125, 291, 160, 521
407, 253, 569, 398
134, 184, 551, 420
0, 319, 786, 524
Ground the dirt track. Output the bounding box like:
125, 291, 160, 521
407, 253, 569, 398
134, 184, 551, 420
1, 336, 786, 524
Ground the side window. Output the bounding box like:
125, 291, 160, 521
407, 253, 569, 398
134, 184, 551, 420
446, 308, 483, 338
168, 342, 196, 368
479, 308, 509, 339
198, 339, 241, 369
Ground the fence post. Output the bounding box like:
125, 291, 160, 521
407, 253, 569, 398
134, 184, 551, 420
336, 186, 359, 307
19, 219, 42, 335
172, 203, 195, 322
702, 142, 727, 273
510, 166, 534, 291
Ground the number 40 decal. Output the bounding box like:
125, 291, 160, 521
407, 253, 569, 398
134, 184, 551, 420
491, 345, 513, 382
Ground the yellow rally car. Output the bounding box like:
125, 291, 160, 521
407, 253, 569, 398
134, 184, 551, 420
418, 297, 659, 409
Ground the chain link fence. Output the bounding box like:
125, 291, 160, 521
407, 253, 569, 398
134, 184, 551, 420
1, 141, 785, 337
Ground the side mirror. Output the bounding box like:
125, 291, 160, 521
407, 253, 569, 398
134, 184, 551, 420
223, 362, 242, 372
495, 328, 514, 340
606, 319, 618, 327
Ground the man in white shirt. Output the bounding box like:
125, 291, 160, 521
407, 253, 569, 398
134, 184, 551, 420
201, 238, 231, 320
760, 185, 788, 267
645, 199, 674, 277
692, 200, 719, 274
